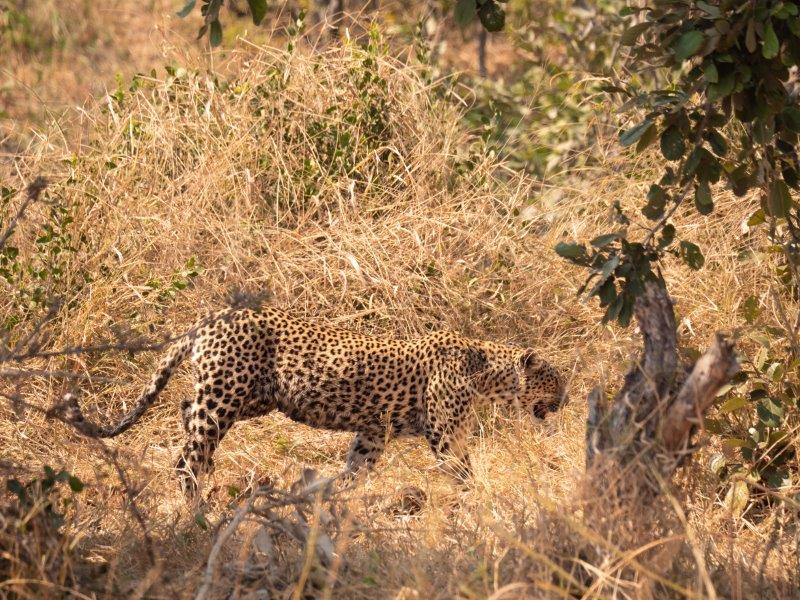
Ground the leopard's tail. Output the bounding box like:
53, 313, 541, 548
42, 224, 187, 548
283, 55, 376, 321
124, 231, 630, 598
57, 333, 195, 438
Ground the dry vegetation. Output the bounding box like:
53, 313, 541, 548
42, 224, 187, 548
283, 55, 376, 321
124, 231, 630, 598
1, 4, 798, 599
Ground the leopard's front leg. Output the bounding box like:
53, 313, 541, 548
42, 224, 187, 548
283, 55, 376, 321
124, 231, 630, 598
341, 431, 386, 481
425, 423, 473, 485
423, 367, 477, 487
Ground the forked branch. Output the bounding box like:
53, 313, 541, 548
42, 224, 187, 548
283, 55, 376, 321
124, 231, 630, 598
660, 334, 739, 452
587, 278, 738, 485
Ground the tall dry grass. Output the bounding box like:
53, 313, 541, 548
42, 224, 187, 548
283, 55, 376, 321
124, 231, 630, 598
1, 27, 798, 600
1, 0, 205, 155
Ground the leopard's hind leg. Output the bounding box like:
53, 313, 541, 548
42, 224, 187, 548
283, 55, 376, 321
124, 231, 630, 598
176, 382, 244, 498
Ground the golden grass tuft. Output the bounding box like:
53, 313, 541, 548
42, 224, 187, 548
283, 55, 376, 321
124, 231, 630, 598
1, 31, 797, 599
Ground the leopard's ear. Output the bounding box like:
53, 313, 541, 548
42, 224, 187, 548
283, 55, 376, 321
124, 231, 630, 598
521, 349, 545, 371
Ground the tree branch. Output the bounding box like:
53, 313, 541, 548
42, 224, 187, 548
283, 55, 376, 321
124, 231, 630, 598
660, 334, 739, 452
586, 277, 738, 486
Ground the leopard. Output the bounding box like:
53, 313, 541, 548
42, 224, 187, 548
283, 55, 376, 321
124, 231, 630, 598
58, 307, 567, 497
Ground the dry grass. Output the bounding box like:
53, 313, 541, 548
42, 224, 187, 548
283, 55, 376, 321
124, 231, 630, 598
0, 1, 194, 149
1, 15, 798, 600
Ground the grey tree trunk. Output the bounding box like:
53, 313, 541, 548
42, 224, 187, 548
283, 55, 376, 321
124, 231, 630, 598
586, 279, 738, 495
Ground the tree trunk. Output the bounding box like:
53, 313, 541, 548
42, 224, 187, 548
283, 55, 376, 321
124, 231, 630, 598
586, 279, 738, 495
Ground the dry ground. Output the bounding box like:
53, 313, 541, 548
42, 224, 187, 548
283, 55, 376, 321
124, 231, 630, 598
1, 8, 798, 600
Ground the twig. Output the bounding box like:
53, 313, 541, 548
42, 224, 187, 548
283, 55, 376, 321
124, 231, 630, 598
0, 177, 48, 250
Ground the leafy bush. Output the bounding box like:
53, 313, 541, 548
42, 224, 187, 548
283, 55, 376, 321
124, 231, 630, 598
461, 0, 626, 177
559, 0, 800, 326
0, 181, 85, 332
708, 295, 799, 514
1, 467, 84, 594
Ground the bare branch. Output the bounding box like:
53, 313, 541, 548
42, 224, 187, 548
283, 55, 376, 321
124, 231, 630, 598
585, 277, 738, 489
660, 334, 739, 452
0, 176, 47, 250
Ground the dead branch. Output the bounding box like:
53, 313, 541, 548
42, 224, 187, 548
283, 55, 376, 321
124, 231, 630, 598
195, 469, 342, 600
660, 333, 739, 452
0, 176, 47, 250
587, 278, 738, 486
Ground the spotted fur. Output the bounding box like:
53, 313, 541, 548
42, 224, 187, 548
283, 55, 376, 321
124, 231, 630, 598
62, 307, 567, 496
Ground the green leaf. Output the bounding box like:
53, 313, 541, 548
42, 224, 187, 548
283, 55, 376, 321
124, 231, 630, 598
195, 512, 210, 530
636, 122, 658, 152
719, 395, 749, 414
176, 0, 197, 18
603, 294, 624, 323
209, 19, 223, 47
589, 256, 620, 299
684, 146, 709, 178
246, 0, 267, 25
784, 166, 800, 190
555, 242, 586, 261
695, 181, 714, 215
660, 126, 685, 161
723, 437, 753, 450
782, 106, 800, 132
766, 361, 785, 382
696, 1, 720, 18
750, 350, 769, 372
478, 1, 505, 32
789, 16, 800, 36
597, 279, 617, 305
740, 295, 760, 323
757, 398, 784, 427
704, 60, 719, 83
620, 119, 653, 147
724, 479, 749, 515
763, 21, 780, 59
590, 233, 622, 248
658, 224, 676, 249
746, 18, 757, 52
598, 255, 620, 284
620, 21, 653, 46
706, 130, 728, 156
708, 71, 736, 101
730, 165, 753, 196
672, 30, 704, 61
765, 468, 791, 489
68, 475, 84, 493
6, 479, 24, 501
766, 179, 792, 218
680, 241, 705, 270
618, 295, 635, 326
747, 209, 765, 226
454, 0, 477, 27
643, 184, 668, 220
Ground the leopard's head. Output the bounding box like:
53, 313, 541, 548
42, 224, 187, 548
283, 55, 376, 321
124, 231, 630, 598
518, 350, 567, 419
